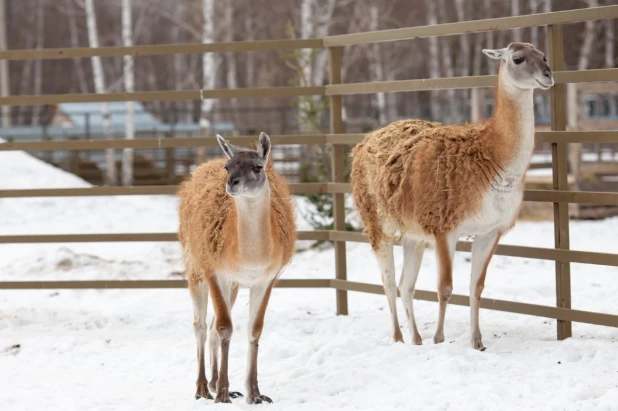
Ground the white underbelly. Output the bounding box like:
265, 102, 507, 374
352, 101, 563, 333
219, 264, 277, 286
458, 187, 523, 237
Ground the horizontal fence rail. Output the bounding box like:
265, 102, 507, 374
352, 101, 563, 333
1, 278, 616, 328
2, 185, 618, 206
324, 5, 618, 46
1, 69, 616, 106
1, 131, 617, 152
1, 230, 616, 267
0, 39, 323, 61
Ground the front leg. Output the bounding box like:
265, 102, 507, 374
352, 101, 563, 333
245, 280, 275, 404
469, 230, 500, 350
207, 276, 234, 403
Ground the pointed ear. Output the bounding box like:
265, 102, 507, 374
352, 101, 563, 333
216, 134, 237, 159
257, 132, 271, 161
482, 47, 508, 60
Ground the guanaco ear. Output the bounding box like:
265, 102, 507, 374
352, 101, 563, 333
257, 132, 271, 162
482, 47, 508, 61
216, 134, 237, 159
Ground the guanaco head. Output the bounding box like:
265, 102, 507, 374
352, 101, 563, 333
217, 132, 271, 197
482, 42, 554, 90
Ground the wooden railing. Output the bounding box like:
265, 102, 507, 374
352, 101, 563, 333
2, 5, 618, 340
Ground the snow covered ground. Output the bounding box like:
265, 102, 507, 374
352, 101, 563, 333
1, 146, 618, 410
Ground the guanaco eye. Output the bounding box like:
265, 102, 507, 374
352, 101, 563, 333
513, 57, 525, 65
253, 166, 263, 173
543, 56, 547, 62
223, 165, 229, 172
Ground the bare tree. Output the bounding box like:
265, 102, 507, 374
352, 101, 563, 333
197, 0, 218, 162
512, 0, 523, 42
368, 2, 386, 124
567, 0, 598, 192
85, 0, 116, 185
32, 0, 45, 124
438, 0, 458, 123
64, 0, 88, 93
425, 0, 441, 121
224, 0, 238, 110
529, 0, 539, 45
121, 0, 135, 186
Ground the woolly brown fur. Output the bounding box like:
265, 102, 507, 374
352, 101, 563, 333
178, 151, 296, 287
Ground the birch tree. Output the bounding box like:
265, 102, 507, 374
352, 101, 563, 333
121, 0, 135, 186
33, 0, 44, 124
368, 3, 386, 124
529, 0, 539, 46
224, 1, 238, 111
512, 0, 522, 42
64, 0, 88, 94
85, 0, 116, 185
425, 0, 441, 121
198, 0, 218, 162
567, 0, 598, 191
438, 0, 458, 123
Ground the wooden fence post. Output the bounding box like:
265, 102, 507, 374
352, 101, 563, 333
548, 24, 572, 340
328, 46, 348, 316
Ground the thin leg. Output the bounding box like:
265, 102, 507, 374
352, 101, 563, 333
433, 232, 457, 344
189, 281, 211, 400
245, 280, 275, 404
376, 241, 403, 342
208, 283, 239, 395
470, 230, 500, 350
398, 237, 426, 345
207, 276, 234, 403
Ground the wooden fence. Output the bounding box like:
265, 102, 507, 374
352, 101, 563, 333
1, 6, 618, 340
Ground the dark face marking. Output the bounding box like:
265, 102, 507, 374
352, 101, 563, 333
223, 150, 267, 196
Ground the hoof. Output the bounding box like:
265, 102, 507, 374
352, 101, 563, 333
195, 381, 213, 400
412, 334, 423, 346
433, 333, 445, 344
472, 339, 486, 351
393, 329, 404, 343
215, 395, 232, 404
249, 395, 273, 404
230, 391, 244, 399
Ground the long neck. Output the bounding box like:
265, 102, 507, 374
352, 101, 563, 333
491, 64, 535, 177
233, 182, 272, 265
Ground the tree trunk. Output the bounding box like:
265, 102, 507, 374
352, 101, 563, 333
425, 0, 441, 121
512, 0, 522, 42
65, 0, 88, 94
121, 0, 135, 187
224, 1, 238, 112
368, 3, 386, 124
605, 18, 616, 117
32, 0, 44, 125
244, 13, 256, 87
85, 0, 116, 185
198, 0, 217, 163
470, 34, 484, 123
438, 0, 457, 123
567, 0, 598, 193
455, 0, 470, 121
529, 0, 539, 45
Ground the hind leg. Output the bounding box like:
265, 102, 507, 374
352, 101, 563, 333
398, 237, 426, 345
376, 241, 404, 343
189, 281, 211, 400
433, 232, 457, 344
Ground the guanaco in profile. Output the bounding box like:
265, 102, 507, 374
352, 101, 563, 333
350, 42, 554, 350
178, 132, 296, 403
